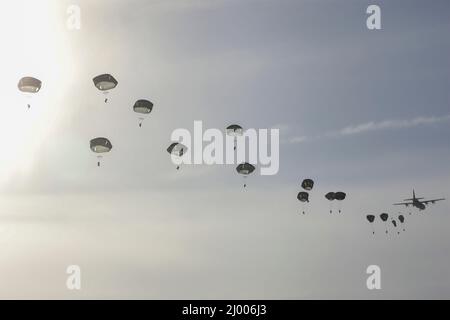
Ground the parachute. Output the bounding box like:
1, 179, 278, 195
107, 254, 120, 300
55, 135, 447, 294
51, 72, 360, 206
297, 191, 310, 215
90, 137, 112, 167
167, 142, 188, 170
133, 99, 153, 127
380, 213, 389, 234
301, 179, 314, 191
391, 219, 399, 234
226, 124, 243, 151
334, 191, 346, 213
18, 76, 42, 109
325, 192, 335, 201
93, 74, 118, 103
236, 162, 255, 188
398, 214, 406, 231
366, 214, 375, 234
325, 192, 335, 213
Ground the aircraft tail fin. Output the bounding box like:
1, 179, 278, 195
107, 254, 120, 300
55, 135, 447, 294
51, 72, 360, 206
403, 189, 423, 201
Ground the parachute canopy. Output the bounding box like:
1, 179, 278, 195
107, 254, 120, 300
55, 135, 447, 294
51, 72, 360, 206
90, 137, 112, 153
334, 192, 346, 201
392, 220, 397, 228
398, 215, 405, 223
167, 142, 187, 157
236, 163, 255, 175
325, 192, 335, 201
297, 192, 309, 203
226, 124, 243, 136
93, 74, 118, 91
301, 179, 314, 191
380, 213, 389, 222
133, 99, 153, 114
366, 215, 375, 223
18, 77, 42, 93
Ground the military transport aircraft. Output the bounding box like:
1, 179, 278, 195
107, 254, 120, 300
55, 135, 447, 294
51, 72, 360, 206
393, 190, 445, 211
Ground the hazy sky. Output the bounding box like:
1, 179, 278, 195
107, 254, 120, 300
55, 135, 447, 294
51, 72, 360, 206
0, 0, 449, 299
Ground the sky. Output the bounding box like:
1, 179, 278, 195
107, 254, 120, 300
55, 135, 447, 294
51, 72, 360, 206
0, 0, 449, 299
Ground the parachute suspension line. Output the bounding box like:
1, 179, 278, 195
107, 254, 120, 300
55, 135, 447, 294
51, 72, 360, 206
138, 118, 144, 128
103, 91, 109, 103
243, 175, 247, 188
234, 138, 237, 151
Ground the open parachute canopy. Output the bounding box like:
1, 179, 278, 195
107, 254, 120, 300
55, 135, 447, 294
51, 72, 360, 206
93, 74, 118, 91
297, 192, 309, 203
325, 192, 335, 201
236, 163, 255, 175
133, 99, 154, 127
366, 214, 376, 234
380, 213, 389, 222
236, 162, 255, 188
167, 142, 188, 170
301, 179, 314, 191
133, 99, 153, 114
167, 142, 187, 157
334, 192, 346, 201
392, 220, 397, 228
398, 214, 406, 231
226, 124, 243, 136
90, 137, 113, 153
90, 137, 112, 167
18, 76, 42, 93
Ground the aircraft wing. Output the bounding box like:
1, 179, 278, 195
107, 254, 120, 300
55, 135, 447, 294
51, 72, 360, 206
393, 202, 414, 206
420, 198, 445, 205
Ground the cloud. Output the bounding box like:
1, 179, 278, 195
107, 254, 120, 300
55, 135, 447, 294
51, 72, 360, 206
288, 136, 308, 144
288, 114, 450, 144
338, 114, 450, 136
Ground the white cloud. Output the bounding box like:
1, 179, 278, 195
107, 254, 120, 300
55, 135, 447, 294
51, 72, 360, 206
338, 114, 450, 136
288, 136, 308, 144
288, 114, 450, 144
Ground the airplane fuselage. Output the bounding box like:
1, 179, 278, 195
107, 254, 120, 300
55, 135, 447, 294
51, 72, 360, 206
413, 200, 426, 210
